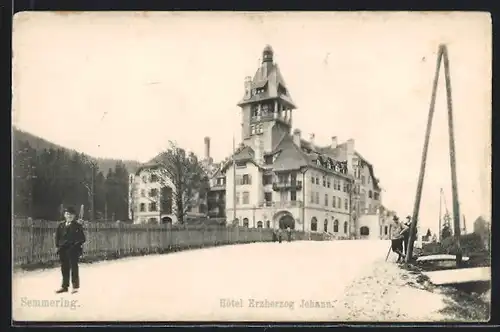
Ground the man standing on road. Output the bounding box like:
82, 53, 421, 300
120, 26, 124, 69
402, 216, 412, 257
389, 215, 405, 263
286, 226, 292, 242
55, 206, 86, 294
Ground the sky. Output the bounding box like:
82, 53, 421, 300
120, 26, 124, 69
12, 11, 491, 234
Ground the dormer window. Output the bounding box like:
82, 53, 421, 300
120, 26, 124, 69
278, 84, 287, 96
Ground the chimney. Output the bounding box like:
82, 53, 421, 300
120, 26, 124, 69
346, 138, 355, 176
204, 136, 210, 160
309, 133, 316, 150
244, 76, 252, 100
293, 129, 301, 147
331, 136, 338, 149
346, 138, 355, 155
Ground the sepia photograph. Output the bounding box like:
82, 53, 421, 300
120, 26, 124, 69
12, 11, 491, 323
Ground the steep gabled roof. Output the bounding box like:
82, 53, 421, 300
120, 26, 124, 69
267, 134, 352, 179
270, 135, 309, 172
237, 56, 296, 108
233, 145, 254, 162
353, 151, 380, 190
219, 144, 263, 173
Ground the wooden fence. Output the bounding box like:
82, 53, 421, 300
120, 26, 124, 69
13, 219, 326, 268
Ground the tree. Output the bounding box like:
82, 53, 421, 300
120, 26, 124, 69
13, 141, 37, 217
426, 228, 432, 238
151, 141, 208, 224
128, 174, 138, 222
441, 225, 452, 240
441, 212, 452, 240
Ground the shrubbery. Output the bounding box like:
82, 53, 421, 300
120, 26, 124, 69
422, 233, 487, 256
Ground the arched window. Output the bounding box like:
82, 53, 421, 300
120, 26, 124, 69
333, 219, 339, 233
324, 219, 328, 232
243, 218, 249, 227
311, 217, 318, 231
368, 190, 373, 199
344, 221, 348, 234
266, 220, 271, 228
257, 221, 263, 228
360, 226, 370, 236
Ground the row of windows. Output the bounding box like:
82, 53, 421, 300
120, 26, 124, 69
310, 218, 349, 233
311, 175, 350, 192
141, 173, 159, 183
141, 188, 158, 198
235, 218, 271, 228
139, 187, 176, 199
140, 202, 158, 212
309, 192, 349, 210
236, 174, 252, 185
235, 192, 250, 205
139, 217, 159, 224
233, 217, 348, 233
139, 200, 173, 214
250, 124, 264, 135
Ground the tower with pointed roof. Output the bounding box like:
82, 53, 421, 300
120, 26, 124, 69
237, 45, 297, 156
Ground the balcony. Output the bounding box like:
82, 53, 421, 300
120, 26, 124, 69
272, 180, 302, 191
251, 113, 291, 125
257, 201, 303, 208
210, 184, 226, 191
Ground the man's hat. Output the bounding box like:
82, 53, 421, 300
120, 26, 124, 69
406, 215, 411, 220
64, 206, 77, 215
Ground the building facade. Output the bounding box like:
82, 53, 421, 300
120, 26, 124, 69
128, 139, 212, 224
206, 45, 385, 237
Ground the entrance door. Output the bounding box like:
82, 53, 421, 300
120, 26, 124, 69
279, 215, 295, 230
161, 217, 172, 224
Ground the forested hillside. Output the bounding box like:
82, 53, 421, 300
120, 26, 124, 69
13, 127, 142, 221
13, 128, 141, 175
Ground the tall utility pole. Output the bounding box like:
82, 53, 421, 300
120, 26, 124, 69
406, 44, 463, 267
438, 188, 442, 242
443, 44, 463, 266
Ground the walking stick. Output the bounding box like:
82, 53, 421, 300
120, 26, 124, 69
385, 243, 392, 262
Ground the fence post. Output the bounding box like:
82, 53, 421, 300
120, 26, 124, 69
28, 218, 35, 264
201, 224, 205, 248
117, 222, 122, 257
147, 224, 151, 253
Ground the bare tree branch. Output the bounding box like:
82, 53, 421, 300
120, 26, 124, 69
143, 140, 208, 223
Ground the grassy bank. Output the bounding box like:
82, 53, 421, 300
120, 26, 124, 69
400, 263, 490, 321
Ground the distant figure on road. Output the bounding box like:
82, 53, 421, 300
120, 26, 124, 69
286, 227, 292, 242
55, 206, 86, 294
277, 228, 283, 243
390, 215, 405, 263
